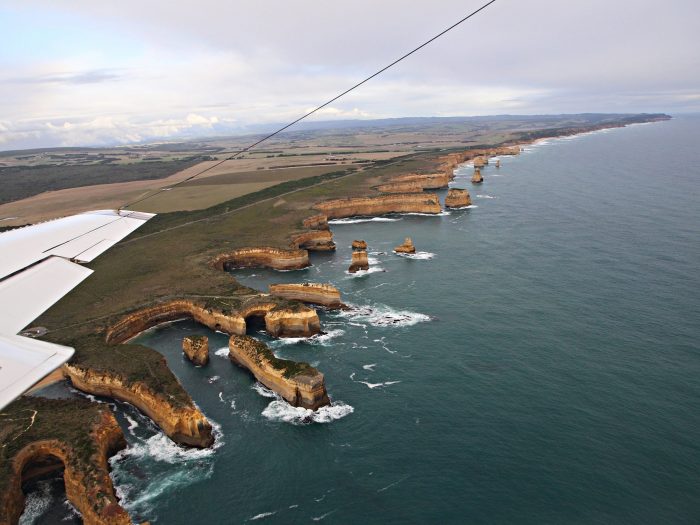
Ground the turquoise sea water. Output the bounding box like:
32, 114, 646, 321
26, 116, 700, 524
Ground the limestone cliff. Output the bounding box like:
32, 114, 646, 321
290, 229, 336, 251
352, 240, 367, 250
211, 247, 310, 271
349, 250, 370, 273
471, 169, 484, 184
376, 173, 450, 193
106, 297, 321, 343
0, 397, 131, 525
302, 214, 329, 230
64, 362, 214, 448
314, 193, 441, 219
394, 237, 416, 254
183, 335, 209, 366
228, 335, 331, 410
269, 283, 343, 308
444, 188, 472, 208
438, 146, 520, 177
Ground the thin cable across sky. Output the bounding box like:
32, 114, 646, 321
120, 0, 497, 210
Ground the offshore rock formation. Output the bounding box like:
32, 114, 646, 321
439, 146, 520, 177
64, 361, 214, 448
106, 298, 321, 343
302, 214, 329, 230
349, 250, 370, 273
444, 188, 472, 208
394, 237, 416, 254
269, 283, 343, 309
376, 173, 450, 193
211, 247, 310, 271
471, 169, 484, 184
183, 335, 209, 366
352, 239, 367, 250
290, 229, 336, 251
314, 193, 441, 219
473, 156, 487, 168
228, 335, 331, 410
495, 159, 501, 168
0, 397, 131, 525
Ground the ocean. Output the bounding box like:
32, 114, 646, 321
25, 116, 700, 524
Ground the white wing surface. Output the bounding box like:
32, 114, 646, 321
0, 209, 155, 409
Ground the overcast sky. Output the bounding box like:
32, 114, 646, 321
1, 0, 697, 150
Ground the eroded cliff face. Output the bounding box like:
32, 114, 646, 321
314, 193, 441, 219
261, 307, 321, 337
302, 214, 329, 230
438, 146, 520, 176
269, 283, 343, 308
211, 247, 310, 271
376, 173, 450, 193
349, 250, 369, 273
228, 335, 331, 410
1, 399, 131, 525
290, 229, 336, 251
183, 335, 209, 366
471, 169, 484, 184
444, 188, 472, 208
106, 299, 247, 344
352, 240, 367, 250
64, 363, 214, 448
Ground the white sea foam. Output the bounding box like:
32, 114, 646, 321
214, 347, 229, 357
357, 380, 401, 389
403, 211, 451, 216
476, 194, 495, 199
18, 480, 52, 525
125, 414, 139, 436
345, 266, 385, 277
362, 363, 377, 371
339, 303, 431, 327
207, 375, 220, 383
395, 251, 435, 260
271, 328, 345, 346
249, 511, 277, 520
252, 383, 278, 398
328, 217, 401, 224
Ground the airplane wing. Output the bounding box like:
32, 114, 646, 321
0, 209, 155, 409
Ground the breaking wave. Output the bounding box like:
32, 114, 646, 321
345, 267, 385, 277
270, 328, 345, 346
395, 251, 435, 260
476, 194, 495, 199
338, 303, 431, 327
214, 347, 229, 357
253, 383, 353, 424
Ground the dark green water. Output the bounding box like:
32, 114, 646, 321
25, 117, 700, 524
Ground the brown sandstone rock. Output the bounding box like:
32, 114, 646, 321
444, 188, 472, 208
302, 214, 329, 230
269, 283, 343, 308
228, 335, 331, 410
394, 237, 416, 254
352, 240, 367, 250
290, 230, 336, 251
471, 169, 484, 184
348, 250, 369, 273
376, 173, 450, 193
183, 335, 209, 366
314, 193, 441, 219
211, 247, 310, 271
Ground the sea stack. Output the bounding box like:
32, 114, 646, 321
349, 250, 369, 273
183, 335, 209, 366
394, 237, 416, 254
444, 188, 472, 208
473, 156, 487, 168
471, 168, 484, 184
495, 159, 501, 168
352, 239, 367, 250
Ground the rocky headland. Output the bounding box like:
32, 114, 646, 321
228, 335, 331, 410
376, 172, 450, 193
444, 188, 472, 208
349, 250, 370, 273
0, 397, 132, 525
211, 247, 310, 271
302, 214, 330, 230
269, 283, 343, 309
314, 193, 441, 219
290, 229, 336, 251
183, 335, 209, 366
